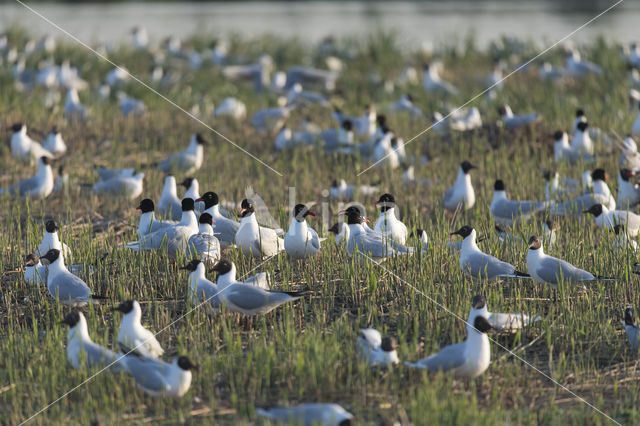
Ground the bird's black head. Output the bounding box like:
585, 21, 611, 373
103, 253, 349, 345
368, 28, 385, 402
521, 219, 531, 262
621, 169, 634, 182
328, 223, 340, 234
375, 193, 396, 212
341, 120, 353, 131
11, 123, 23, 132
591, 168, 607, 182
341, 206, 366, 225
528, 235, 542, 250
293, 204, 315, 221
497, 105, 507, 116
61, 311, 80, 327
51, 125, 60, 134
472, 294, 486, 310
180, 177, 194, 189
381, 336, 398, 352
137, 198, 155, 213
199, 213, 213, 226
614, 224, 625, 235
553, 130, 564, 140
180, 258, 202, 272
473, 315, 493, 333
577, 121, 589, 132
45, 220, 58, 233
177, 356, 198, 371
181, 198, 195, 212
576, 109, 585, 118
40, 156, 51, 166
542, 170, 553, 181
195, 133, 208, 145
211, 259, 232, 275
406, 93, 414, 102
410, 228, 425, 239
450, 225, 473, 239
113, 300, 134, 314
494, 180, 505, 191
584, 203, 604, 217
460, 161, 475, 174
25, 253, 39, 267
197, 191, 219, 209
240, 199, 255, 218
241, 199, 252, 209
625, 305, 635, 326
545, 218, 557, 231
376, 114, 387, 126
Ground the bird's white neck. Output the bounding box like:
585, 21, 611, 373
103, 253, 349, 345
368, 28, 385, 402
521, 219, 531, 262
217, 264, 237, 288
492, 190, 508, 204
460, 232, 480, 254
205, 204, 221, 217
185, 181, 200, 199
68, 316, 91, 343
179, 210, 198, 230
198, 223, 214, 235
162, 179, 178, 197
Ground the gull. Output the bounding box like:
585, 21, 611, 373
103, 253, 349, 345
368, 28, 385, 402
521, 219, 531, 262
617, 169, 640, 208
63, 88, 88, 120
10, 123, 53, 162
357, 328, 399, 367
498, 105, 540, 130
118, 92, 147, 117
179, 177, 204, 212
61, 311, 124, 372
622, 305, 639, 350
539, 61, 566, 80
37, 220, 72, 260
124, 199, 199, 258
355, 105, 377, 139
422, 63, 458, 95
527, 235, 614, 287
94, 165, 135, 181
471, 294, 541, 333
213, 258, 270, 290
131, 26, 148, 50
274, 125, 313, 150
256, 403, 353, 426
371, 132, 401, 169
554, 130, 594, 164
566, 50, 603, 77
223, 54, 273, 92
284, 204, 322, 259
187, 213, 221, 261
106, 66, 130, 87
340, 207, 412, 262
612, 224, 638, 253
490, 180, 548, 226
114, 300, 164, 358
410, 228, 429, 247
41, 126, 67, 156
24, 253, 47, 285
158, 175, 182, 221
181, 259, 224, 307
403, 166, 431, 187
284, 65, 339, 91
236, 199, 284, 258
570, 121, 594, 155
214, 97, 247, 120
286, 83, 331, 107
543, 170, 580, 202
136, 198, 177, 239
40, 249, 103, 306
373, 193, 408, 245
210, 259, 302, 315
329, 178, 378, 201
451, 226, 529, 282
120, 353, 197, 398
404, 314, 493, 378
443, 160, 476, 212
320, 120, 356, 153
388, 93, 422, 117
157, 133, 207, 175
328, 222, 349, 245
495, 219, 557, 250
0, 156, 54, 200
197, 192, 239, 249
91, 172, 144, 200
251, 105, 295, 134
449, 107, 483, 132
584, 204, 640, 237
486, 61, 504, 99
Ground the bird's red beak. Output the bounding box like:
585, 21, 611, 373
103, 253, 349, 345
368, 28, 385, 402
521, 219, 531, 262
240, 208, 247, 215
195, 197, 203, 202
307, 211, 317, 217
136, 205, 141, 210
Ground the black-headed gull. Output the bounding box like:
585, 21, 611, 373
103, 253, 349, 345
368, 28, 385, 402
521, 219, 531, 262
157, 133, 207, 175
623, 305, 639, 350
443, 161, 476, 212
136, 198, 177, 239
0, 156, 54, 199
40, 249, 103, 306
498, 105, 540, 130
584, 204, 640, 237
10, 123, 53, 162
284, 204, 323, 259
256, 403, 353, 426
121, 353, 196, 398
187, 213, 221, 261
114, 300, 164, 358
491, 180, 548, 225
357, 328, 399, 367
41, 126, 67, 156
158, 175, 182, 221
373, 193, 408, 245
196, 192, 239, 249
235, 199, 284, 258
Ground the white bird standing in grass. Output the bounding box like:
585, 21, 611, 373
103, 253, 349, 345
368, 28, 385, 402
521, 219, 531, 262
158, 175, 182, 221
554, 130, 595, 164
157, 133, 207, 175
623, 306, 639, 350
404, 314, 493, 378
61, 311, 124, 372
181, 259, 224, 307
114, 300, 164, 358
63, 88, 88, 120
284, 204, 322, 259
24, 253, 47, 285
565, 50, 602, 77
136, 198, 177, 239
235, 199, 284, 258
10, 123, 53, 162
215, 97, 247, 120
196, 192, 239, 249
256, 403, 353, 426
187, 213, 221, 261
40, 249, 102, 306
422, 62, 458, 95
37, 220, 72, 260
490, 180, 548, 226
570, 122, 594, 156
0, 156, 54, 200
470, 295, 541, 332
617, 169, 640, 208
498, 105, 540, 130
443, 161, 476, 212
373, 193, 408, 245
357, 328, 399, 367
120, 354, 196, 398
91, 171, 144, 200
41, 126, 67, 156
584, 204, 640, 237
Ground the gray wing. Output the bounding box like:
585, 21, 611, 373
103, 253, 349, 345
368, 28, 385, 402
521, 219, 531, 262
83, 342, 123, 372
464, 252, 515, 278
49, 272, 91, 302
614, 211, 640, 231
552, 194, 597, 215
212, 217, 240, 246
16, 175, 39, 195
122, 355, 167, 393
536, 257, 594, 284
408, 342, 466, 371
443, 186, 454, 206
225, 285, 296, 312
492, 199, 545, 220
352, 232, 391, 258
188, 234, 220, 259
196, 280, 223, 307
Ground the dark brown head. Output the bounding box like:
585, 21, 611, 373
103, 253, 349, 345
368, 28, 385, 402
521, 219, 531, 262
577, 121, 589, 132
180, 177, 194, 189
473, 315, 493, 333
210, 259, 232, 275
61, 311, 81, 327
195, 133, 208, 145
180, 259, 202, 272
41, 249, 61, 264
528, 236, 542, 250
472, 294, 486, 310
620, 169, 634, 182
584, 204, 604, 217
625, 305, 635, 326
239, 200, 255, 218
196, 192, 219, 209
45, 220, 59, 233
381, 336, 398, 352
113, 300, 135, 314
460, 161, 475, 174
375, 193, 396, 212
181, 198, 195, 212
450, 226, 473, 239
25, 253, 40, 267
591, 169, 608, 182
137, 198, 155, 213
293, 204, 316, 222
494, 180, 505, 191
177, 356, 198, 371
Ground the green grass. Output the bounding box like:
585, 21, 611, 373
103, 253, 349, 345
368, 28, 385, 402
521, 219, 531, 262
0, 26, 639, 424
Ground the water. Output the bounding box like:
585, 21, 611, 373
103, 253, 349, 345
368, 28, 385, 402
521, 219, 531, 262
1, 1, 639, 48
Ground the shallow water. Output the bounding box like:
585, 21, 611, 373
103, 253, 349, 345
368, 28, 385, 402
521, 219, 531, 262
1, 1, 639, 48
